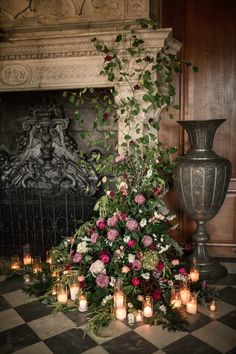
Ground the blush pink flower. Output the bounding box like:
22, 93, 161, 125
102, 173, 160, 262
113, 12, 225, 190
128, 239, 136, 247
115, 154, 126, 163
119, 212, 127, 221
107, 229, 119, 241
107, 215, 119, 227
171, 259, 179, 266
126, 219, 139, 232
132, 259, 142, 270
99, 251, 110, 264
134, 194, 146, 205
96, 218, 106, 230
131, 277, 140, 287
96, 273, 109, 288
122, 266, 130, 273
91, 232, 99, 244
73, 252, 82, 263
141, 235, 153, 247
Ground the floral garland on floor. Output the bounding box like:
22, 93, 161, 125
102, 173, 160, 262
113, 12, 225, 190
6, 19, 219, 335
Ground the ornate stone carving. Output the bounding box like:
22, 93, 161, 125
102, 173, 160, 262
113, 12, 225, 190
0, 102, 100, 196
0, 63, 30, 85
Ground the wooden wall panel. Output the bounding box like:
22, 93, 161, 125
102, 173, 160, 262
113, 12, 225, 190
161, 0, 236, 256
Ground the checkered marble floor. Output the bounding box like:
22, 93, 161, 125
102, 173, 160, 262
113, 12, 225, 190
0, 275, 236, 354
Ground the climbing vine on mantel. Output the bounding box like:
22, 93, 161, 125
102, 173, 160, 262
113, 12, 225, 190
64, 19, 198, 177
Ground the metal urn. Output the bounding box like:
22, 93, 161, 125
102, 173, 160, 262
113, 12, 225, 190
173, 119, 232, 280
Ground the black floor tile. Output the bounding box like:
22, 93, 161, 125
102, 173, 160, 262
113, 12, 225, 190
226, 347, 236, 354
217, 310, 236, 330
207, 274, 236, 286
15, 301, 52, 322
180, 309, 213, 332
0, 280, 23, 295
0, 295, 11, 311
64, 310, 88, 327
45, 328, 97, 354
101, 331, 158, 354
0, 323, 40, 354
218, 286, 236, 306
163, 334, 221, 354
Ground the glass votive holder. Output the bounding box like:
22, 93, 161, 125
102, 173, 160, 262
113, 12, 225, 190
186, 293, 198, 314
115, 306, 127, 321
190, 257, 200, 282
32, 256, 42, 273
78, 294, 88, 312
171, 286, 182, 309
143, 296, 153, 318
57, 286, 68, 304
135, 310, 143, 322
69, 274, 80, 301
180, 282, 191, 306
23, 244, 32, 266
11, 255, 20, 270
23, 274, 31, 287
208, 300, 217, 312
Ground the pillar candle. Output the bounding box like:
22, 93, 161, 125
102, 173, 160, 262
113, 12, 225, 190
70, 285, 80, 301
57, 289, 68, 303
116, 307, 126, 320
78, 296, 88, 312
190, 270, 199, 282
180, 288, 191, 306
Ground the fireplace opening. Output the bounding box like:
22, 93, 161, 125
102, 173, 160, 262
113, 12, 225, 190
0, 88, 117, 257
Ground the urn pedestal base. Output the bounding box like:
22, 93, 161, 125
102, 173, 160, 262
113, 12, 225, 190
194, 257, 227, 280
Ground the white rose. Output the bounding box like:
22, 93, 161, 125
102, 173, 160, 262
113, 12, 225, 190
140, 218, 147, 228
89, 260, 105, 276
128, 254, 135, 263
154, 212, 165, 220
159, 305, 167, 314
141, 273, 150, 280
146, 169, 153, 178
77, 241, 89, 254
124, 235, 131, 243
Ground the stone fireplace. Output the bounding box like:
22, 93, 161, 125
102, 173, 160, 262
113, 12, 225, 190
0, 0, 181, 257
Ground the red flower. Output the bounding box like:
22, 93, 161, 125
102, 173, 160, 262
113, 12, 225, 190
156, 262, 165, 272
153, 187, 162, 196
99, 251, 110, 264
103, 112, 109, 120
104, 55, 113, 62
128, 239, 136, 247
96, 218, 106, 230
119, 212, 127, 221
152, 289, 162, 301
131, 277, 140, 287
107, 190, 115, 198
134, 84, 140, 90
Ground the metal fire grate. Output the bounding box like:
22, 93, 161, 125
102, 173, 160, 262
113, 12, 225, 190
0, 101, 101, 257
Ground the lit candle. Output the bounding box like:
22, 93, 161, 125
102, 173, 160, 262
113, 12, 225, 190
57, 289, 68, 303
186, 294, 198, 314
135, 310, 143, 322
70, 284, 80, 301
11, 255, 20, 270
51, 287, 57, 296
24, 274, 30, 286
114, 292, 125, 308
171, 298, 182, 309
23, 254, 32, 266
180, 288, 191, 306
78, 295, 88, 312
143, 305, 153, 317
190, 270, 199, 282
46, 256, 52, 264
209, 300, 217, 312
116, 307, 126, 320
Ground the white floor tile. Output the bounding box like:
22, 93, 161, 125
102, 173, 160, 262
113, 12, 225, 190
14, 341, 53, 354
0, 308, 25, 332
3, 289, 35, 307
198, 300, 235, 320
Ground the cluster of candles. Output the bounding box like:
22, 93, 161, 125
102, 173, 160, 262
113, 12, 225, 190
114, 281, 154, 323
55, 273, 88, 312
11, 244, 52, 273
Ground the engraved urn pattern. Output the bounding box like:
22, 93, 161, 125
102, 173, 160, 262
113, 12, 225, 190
173, 119, 232, 279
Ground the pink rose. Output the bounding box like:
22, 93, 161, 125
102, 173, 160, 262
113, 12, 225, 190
134, 194, 146, 205
126, 219, 139, 232
122, 266, 130, 273
100, 251, 110, 264
96, 273, 109, 288
141, 235, 153, 247
132, 259, 142, 270
107, 215, 119, 227
128, 239, 136, 247
115, 155, 126, 163
131, 277, 140, 287
91, 232, 99, 244
96, 218, 106, 230
107, 229, 119, 241
78, 275, 85, 282
171, 259, 179, 266
178, 267, 187, 275
73, 252, 82, 263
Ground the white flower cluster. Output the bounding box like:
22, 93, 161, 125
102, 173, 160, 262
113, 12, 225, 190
127, 313, 135, 325
89, 260, 105, 276
174, 274, 188, 282
110, 277, 116, 287
101, 295, 113, 306
141, 273, 150, 280
128, 254, 135, 263
123, 235, 131, 243
158, 244, 171, 254
140, 218, 147, 228
159, 304, 167, 314
77, 241, 89, 254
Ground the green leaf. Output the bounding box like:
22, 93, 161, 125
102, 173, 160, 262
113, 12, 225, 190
192, 66, 199, 72
115, 34, 123, 42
